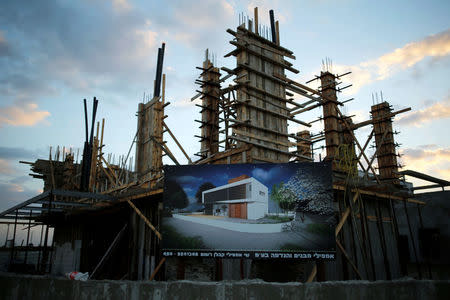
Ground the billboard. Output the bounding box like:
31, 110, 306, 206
162, 162, 336, 260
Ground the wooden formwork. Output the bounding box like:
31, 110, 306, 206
320, 71, 340, 162
198, 59, 221, 158
135, 97, 164, 187
227, 25, 299, 163
370, 102, 399, 182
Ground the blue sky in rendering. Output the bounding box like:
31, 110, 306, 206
165, 163, 301, 201
0, 0, 449, 224
165, 162, 332, 212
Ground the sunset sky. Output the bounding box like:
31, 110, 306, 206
0, 0, 449, 227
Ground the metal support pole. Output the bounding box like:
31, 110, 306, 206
24, 210, 32, 264
9, 210, 18, 268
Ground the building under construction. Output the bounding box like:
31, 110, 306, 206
1, 8, 449, 284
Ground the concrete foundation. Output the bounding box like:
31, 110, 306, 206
0, 273, 449, 300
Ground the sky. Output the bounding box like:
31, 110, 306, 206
0, 0, 449, 244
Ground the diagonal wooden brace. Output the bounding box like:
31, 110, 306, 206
127, 199, 162, 240
335, 190, 360, 237
336, 239, 363, 279
149, 257, 166, 281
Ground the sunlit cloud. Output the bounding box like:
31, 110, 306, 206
111, 0, 132, 13
6, 182, 24, 193
0, 159, 14, 175
333, 29, 450, 94
175, 0, 234, 28
396, 94, 450, 127
0, 102, 50, 127
399, 145, 450, 181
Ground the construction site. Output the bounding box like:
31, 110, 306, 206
1, 6, 449, 299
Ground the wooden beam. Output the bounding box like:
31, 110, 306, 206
149, 257, 166, 281
336, 239, 363, 279
233, 129, 297, 147
229, 118, 309, 141
163, 122, 192, 164
306, 264, 317, 283
127, 199, 161, 240
352, 107, 411, 130
231, 135, 312, 160
335, 191, 360, 237
333, 184, 426, 205
101, 156, 122, 185
234, 99, 311, 127
273, 72, 321, 96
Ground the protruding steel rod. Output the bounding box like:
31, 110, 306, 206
269, 10, 276, 43
83, 99, 89, 143
154, 43, 165, 98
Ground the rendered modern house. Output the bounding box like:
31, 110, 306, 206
202, 175, 268, 220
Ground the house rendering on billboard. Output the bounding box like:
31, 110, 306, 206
202, 175, 268, 220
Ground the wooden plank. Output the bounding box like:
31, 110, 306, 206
273, 72, 321, 96
336, 239, 363, 279
101, 156, 122, 185
335, 191, 360, 237
234, 99, 310, 127
90, 223, 127, 279
229, 28, 295, 58
229, 41, 299, 73
149, 257, 166, 281
120, 189, 163, 202
231, 135, 312, 160
229, 119, 308, 141
127, 199, 162, 240
333, 184, 425, 205
306, 264, 317, 282
163, 122, 192, 164
233, 129, 297, 147
352, 107, 411, 130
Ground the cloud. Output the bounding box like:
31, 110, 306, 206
0, 182, 36, 213
175, 175, 203, 184
0, 102, 50, 127
396, 93, 450, 127
399, 145, 450, 181
0, 0, 161, 105
333, 29, 450, 94
172, 98, 196, 108
111, 0, 132, 13
374, 29, 450, 80
0, 159, 14, 175
0, 30, 12, 56
246, 1, 289, 25
251, 166, 282, 181
175, 0, 234, 28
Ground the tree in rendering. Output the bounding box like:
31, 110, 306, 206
195, 182, 216, 203
165, 179, 189, 209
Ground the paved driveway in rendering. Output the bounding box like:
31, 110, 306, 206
163, 217, 333, 251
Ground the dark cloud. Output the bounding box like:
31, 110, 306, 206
0, 147, 42, 160
0, 0, 159, 103
0, 182, 36, 213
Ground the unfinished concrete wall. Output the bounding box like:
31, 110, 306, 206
1, 274, 449, 300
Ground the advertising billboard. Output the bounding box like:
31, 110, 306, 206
162, 162, 336, 260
